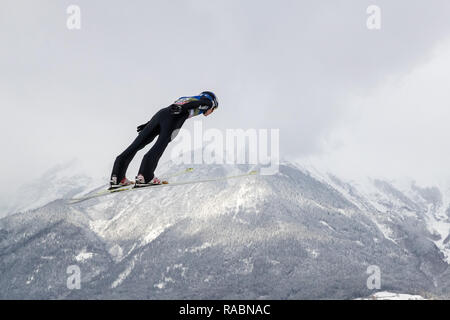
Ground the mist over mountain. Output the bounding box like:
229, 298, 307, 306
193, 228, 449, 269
1, 161, 449, 299
0, 160, 101, 219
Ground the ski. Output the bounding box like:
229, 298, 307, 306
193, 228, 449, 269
68, 167, 194, 204
68, 170, 258, 204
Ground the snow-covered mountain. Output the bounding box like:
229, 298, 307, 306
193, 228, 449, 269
356, 291, 427, 300
0, 161, 449, 299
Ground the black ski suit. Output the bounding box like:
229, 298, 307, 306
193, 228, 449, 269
111, 96, 214, 182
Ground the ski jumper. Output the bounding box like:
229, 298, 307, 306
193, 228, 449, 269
111, 95, 214, 182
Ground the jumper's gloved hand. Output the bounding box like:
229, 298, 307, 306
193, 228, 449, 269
137, 122, 148, 133
170, 104, 182, 115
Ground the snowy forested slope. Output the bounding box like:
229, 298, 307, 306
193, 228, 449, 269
1, 162, 449, 299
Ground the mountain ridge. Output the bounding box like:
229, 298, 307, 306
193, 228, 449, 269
1, 162, 449, 299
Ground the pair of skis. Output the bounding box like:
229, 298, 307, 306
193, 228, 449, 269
68, 168, 258, 204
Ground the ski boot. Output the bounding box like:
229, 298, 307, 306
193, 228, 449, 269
108, 176, 134, 190
134, 174, 168, 188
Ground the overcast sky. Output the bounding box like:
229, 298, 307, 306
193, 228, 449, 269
1, 0, 450, 204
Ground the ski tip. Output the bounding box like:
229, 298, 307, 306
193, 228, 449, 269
187, 168, 194, 172
248, 170, 259, 175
